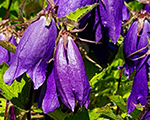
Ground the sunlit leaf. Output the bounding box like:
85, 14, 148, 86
0, 62, 31, 110
89, 107, 123, 120
66, 3, 99, 22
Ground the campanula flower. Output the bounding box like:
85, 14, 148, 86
123, 20, 150, 113
99, 0, 124, 43
42, 69, 60, 113
127, 63, 149, 113
54, 36, 90, 111
4, 16, 57, 89
123, 20, 149, 78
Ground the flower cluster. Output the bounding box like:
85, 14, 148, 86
2, 1, 93, 113
1, 0, 150, 118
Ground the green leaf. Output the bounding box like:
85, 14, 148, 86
65, 111, 89, 120
0, 62, 31, 110
126, 1, 143, 11
89, 107, 123, 120
47, 108, 69, 120
109, 95, 127, 112
66, 3, 99, 22
0, 98, 6, 120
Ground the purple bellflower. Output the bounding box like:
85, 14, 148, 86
0, 34, 17, 65
54, 36, 90, 111
42, 69, 60, 113
99, 0, 124, 43
3, 16, 57, 89
123, 20, 150, 113
79, 0, 129, 64
9, 105, 16, 120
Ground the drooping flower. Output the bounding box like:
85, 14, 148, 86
123, 20, 150, 113
54, 36, 90, 111
123, 20, 149, 78
127, 62, 149, 113
9, 105, 16, 120
3, 16, 57, 89
42, 69, 60, 113
0, 34, 17, 65
99, 0, 124, 43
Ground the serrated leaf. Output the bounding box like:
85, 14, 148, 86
0, 98, 6, 120
89, 107, 123, 120
66, 3, 99, 22
0, 62, 31, 110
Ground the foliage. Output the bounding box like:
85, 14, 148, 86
0, 0, 149, 120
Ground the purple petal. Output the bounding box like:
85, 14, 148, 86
127, 63, 148, 113
0, 35, 17, 65
122, 3, 130, 21
9, 105, 16, 120
4, 16, 57, 89
99, 0, 123, 43
54, 37, 75, 111
145, 4, 150, 13
123, 20, 150, 78
54, 36, 90, 111
67, 36, 90, 107
54, 0, 95, 17
42, 69, 60, 113
79, 6, 102, 42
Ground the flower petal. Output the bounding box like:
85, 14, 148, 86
127, 63, 148, 113
54, 0, 95, 17
42, 69, 60, 113
67, 36, 90, 107
99, 0, 123, 43
4, 16, 56, 89
54, 37, 75, 111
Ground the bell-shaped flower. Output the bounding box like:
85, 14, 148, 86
0, 34, 17, 65
42, 69, 60, 113
54, 36, 90, 111
123, 20, 150, 113
3, 16, 57, 89
124, 20, 150, 78
99, 0, 124, 43
127, 62, 149, 113
34, 67, 60, 113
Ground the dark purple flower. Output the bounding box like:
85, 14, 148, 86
123, 20, 150, 113
145, 4, 150, 13
99, 0, 124, 43
127, 62, 148, 113
3, 16, 57, 89
54, 36, 90, 111
42, 69, 60, 113
123, 20, 150, 78
54, 0, 95, 17
9, 105, 16, 120
0, 35, 17, 65
122, 3, 130, 21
